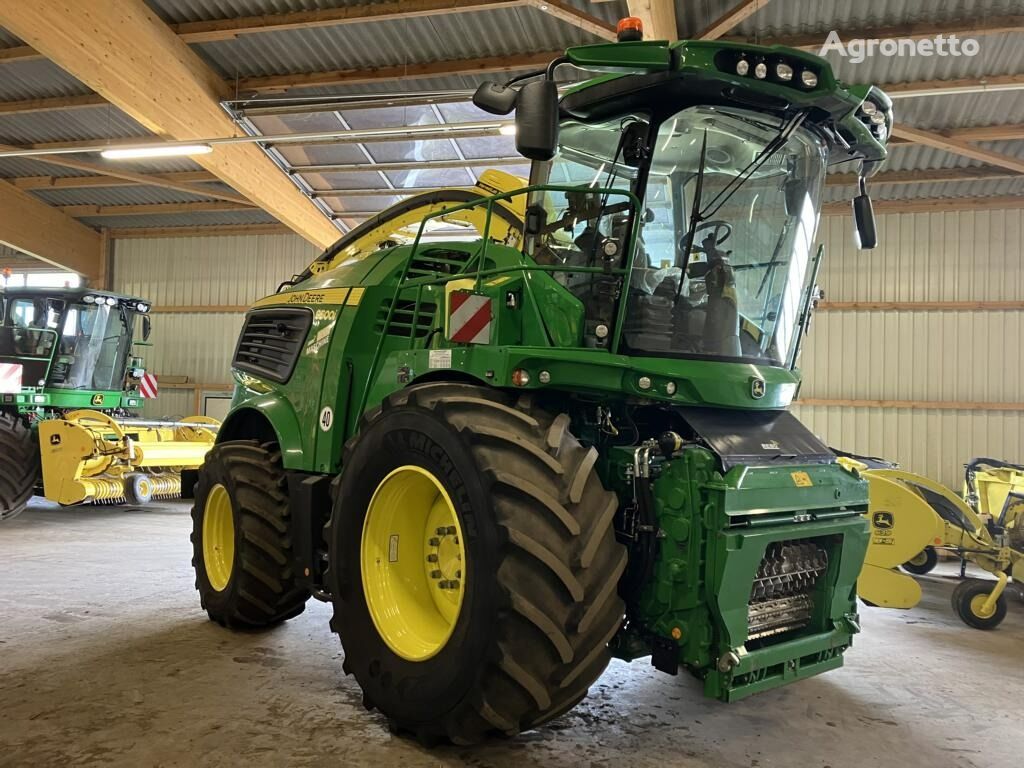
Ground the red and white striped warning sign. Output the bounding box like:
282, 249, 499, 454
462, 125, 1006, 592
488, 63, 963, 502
0, 363, 23, 394
139, 373, 159, 399
448, 291, 492, 344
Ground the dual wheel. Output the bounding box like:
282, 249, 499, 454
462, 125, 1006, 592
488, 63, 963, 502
191, 383, 625, 743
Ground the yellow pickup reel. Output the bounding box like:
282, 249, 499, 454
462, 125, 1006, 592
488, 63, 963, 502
841, 456, 1023, 629
37, 410, 219, 506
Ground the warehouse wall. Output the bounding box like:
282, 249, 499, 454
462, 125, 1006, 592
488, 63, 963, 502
112, 234, 318, 419
112, 208, 1024, 488
795, 208, 1024, 488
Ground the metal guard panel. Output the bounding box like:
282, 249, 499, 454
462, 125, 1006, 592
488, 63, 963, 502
679, 406, 833, 470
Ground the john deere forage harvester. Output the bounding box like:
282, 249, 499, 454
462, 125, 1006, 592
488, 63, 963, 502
191, 24, 891, 743
0, 287, 217, 519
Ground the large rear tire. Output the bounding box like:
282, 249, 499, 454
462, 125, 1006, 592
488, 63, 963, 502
327, 383, 626, 744
0, 412, 39, 521
191, 441, 310, 627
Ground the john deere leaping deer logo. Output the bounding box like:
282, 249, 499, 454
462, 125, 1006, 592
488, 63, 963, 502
91, 394, 104, 406
750, 377, 766, 399
872, 511, 894, 530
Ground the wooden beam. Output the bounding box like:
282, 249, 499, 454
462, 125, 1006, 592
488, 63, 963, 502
885, 74, 1024, 98
109, 223, 293, 239
11, 171, 220, 191
0, 0, 614, 68
0, 144, 252, 205
59, 201, 253, 218
819, 301, 1024, 312
727, 15, 1024, 50
168, 0, 614, 43
696, 0, 770, 40
890, 125, 1024, 174
238, 51, 560, 93
945, 124, 1024, 142
625, 0, 677, 40
0, 93, 107, 115
798, 398, 1024, 413
0, 1, 340, 249
0, 179, 101, 281
822, 194, 1024, 215
827, 166, 1019, 187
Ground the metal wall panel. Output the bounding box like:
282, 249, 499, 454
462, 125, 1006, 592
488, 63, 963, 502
799, 208, 1024, 488
794, 404, 1024, 490
112, 234, 319, 389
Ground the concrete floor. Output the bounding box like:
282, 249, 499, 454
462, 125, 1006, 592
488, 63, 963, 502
1, 500, 1021, 768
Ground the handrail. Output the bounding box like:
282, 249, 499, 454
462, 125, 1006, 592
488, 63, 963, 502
356, 182, 640, 420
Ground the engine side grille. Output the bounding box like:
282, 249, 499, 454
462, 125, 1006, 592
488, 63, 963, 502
233, 308, 312, 384
375, 299, 438, 339
406, 248, 472, 280
747, 540, 829, 641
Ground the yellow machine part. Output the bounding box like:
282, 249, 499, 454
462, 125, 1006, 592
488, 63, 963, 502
38, 411, 218, 506
970, 466, 1024, 522
853, 470, 946, 608
311, 169, 528, 275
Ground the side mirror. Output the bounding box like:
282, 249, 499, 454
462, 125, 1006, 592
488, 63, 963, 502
852, 192, 877, 249
515, 80, 559, 162
142, 315, 152, 342
472, 82, 518, 116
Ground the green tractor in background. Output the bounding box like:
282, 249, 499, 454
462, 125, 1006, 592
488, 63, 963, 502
190, 27, 891, 744
0, 287, 217, 519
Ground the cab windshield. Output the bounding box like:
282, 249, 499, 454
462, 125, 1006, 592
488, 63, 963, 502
49, 302, 133, 391
535, 106, 826, 366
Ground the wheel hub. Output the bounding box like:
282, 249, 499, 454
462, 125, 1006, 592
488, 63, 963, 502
361, 465, 466, 661
969, 593, 996, 619
202, 483, 235, 592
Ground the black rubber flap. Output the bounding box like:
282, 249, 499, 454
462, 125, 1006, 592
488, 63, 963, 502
679, 407, 835, 470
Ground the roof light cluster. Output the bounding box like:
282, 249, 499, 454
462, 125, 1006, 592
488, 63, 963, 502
719, 51, 819, 90
858, 99, 888, 141
82, 295, 150, 312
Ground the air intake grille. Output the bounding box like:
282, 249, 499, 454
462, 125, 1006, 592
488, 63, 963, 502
233, 308, 312, 383
406, 248, 472, 279
375, 300, 437, 339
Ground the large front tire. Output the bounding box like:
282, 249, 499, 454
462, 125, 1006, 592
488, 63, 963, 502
0, 412, 39, 521
328, 383, 626, 744
191, 441, 310, 627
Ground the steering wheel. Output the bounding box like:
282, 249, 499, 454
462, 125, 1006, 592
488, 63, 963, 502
680, 220, 732, 253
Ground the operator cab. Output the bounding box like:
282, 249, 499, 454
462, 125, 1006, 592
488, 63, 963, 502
0, 288, 151, 392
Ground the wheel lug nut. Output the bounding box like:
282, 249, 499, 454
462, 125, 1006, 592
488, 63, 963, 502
436, 527, 447, 536
428, 537, 440, 546
430, 570, 442, 579
455, 570, 462, 578
426, 554, 438, 563
446, 526, 457, 535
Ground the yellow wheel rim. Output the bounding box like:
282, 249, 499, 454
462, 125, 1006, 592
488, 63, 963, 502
361, 465, 466, 662
908, 551, 929, 567
138, 480, 151, 497
203, 484, 235, 592
969, 593, 996, 619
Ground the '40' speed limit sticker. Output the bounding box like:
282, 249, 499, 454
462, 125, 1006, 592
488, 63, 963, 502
319, 406, 334, 432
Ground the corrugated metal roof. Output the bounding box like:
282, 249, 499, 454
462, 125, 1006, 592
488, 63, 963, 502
0, 27, 23, 48
0, 58, 91, 101
713, 0, 1020, 38
77, 208, 282, 229
29, 185, 239, 207
0, 107, 152, 145
191, 5, 602, 82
